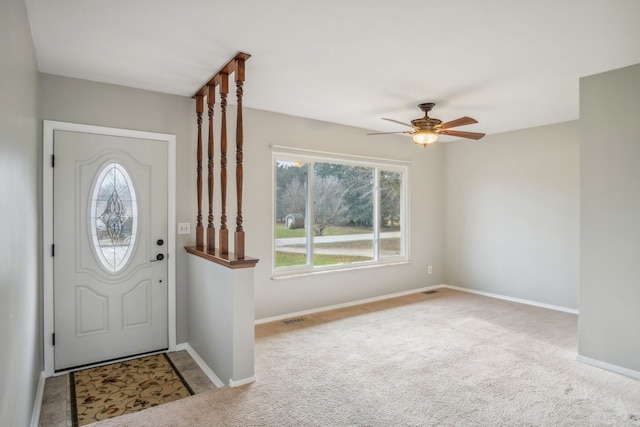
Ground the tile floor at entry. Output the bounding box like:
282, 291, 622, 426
38, 350, 216, 427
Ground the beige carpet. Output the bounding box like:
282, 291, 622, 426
89, 288, 640, 426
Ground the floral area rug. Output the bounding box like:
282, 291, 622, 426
70, 353, 194, 426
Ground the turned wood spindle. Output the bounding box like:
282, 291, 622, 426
195, 94, 204, 249
234, 57, 246, 259
219, 72, 229, 255
207, 85, 216, 252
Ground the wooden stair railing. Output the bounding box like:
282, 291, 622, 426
186, 52, 257, 269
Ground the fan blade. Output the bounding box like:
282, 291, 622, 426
438, 129, 485, 140
367, 131, 412, 136
382, 118, 414, 128
439, 116, 478, 129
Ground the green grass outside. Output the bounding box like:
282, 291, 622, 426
274, 223, 402, 267
274, 223, 306, 238
275, 251, 372, 267
314, 238, 400, 251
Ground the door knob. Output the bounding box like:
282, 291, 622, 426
151, 253, 165, 262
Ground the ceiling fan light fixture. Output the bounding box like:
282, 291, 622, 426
369, 103, 484, 147
413, 129, 438, 146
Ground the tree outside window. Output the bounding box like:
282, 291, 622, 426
274, 154, 407, 273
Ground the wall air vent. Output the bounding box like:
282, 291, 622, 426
422, 290, 438, 295
283, 317, 305, 325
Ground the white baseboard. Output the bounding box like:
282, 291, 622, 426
175, 343, 255, 388
255, 283, 578, 324
255, 285, 441, 324
30, 372, 46, 427
229, 376, 257, 387
176, 343, 225, 388
576, 354, 640, 380
441, 285, 579, 315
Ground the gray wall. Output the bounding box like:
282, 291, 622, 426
443, 121, 580, 309
0, 0, 41, 425
242, 108, 444, 319
579, 63, 640, 372
188, 254, 255, 385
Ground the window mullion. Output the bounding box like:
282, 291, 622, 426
306, 161, 314, 268
373, 167, 380, 261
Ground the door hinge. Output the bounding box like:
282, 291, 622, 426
51, 154, 55, 167
51, 244, 55, 257
52, 333, 55, 346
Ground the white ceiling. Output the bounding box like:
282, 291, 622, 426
24, 0, 640, 137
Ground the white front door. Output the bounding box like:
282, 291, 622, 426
53, 130, 168, 371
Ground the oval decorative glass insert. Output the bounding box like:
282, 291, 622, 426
90, 162, 138, 273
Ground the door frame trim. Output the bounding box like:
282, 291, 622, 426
43, 120, 177, 377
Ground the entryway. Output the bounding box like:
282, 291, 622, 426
38, 350, 215, 426
43, 121, 177, 375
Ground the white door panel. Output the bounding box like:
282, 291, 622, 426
53, 130, 168, 371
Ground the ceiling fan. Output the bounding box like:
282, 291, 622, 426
367, 103, 485, 147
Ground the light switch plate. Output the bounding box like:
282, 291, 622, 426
177, 222, 191, 235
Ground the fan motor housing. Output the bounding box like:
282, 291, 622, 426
412, 117, 442, 129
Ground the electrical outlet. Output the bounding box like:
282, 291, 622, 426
428, 265, 433, 274
177, 222, 191, 235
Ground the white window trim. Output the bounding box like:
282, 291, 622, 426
272, 148, 410, 279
